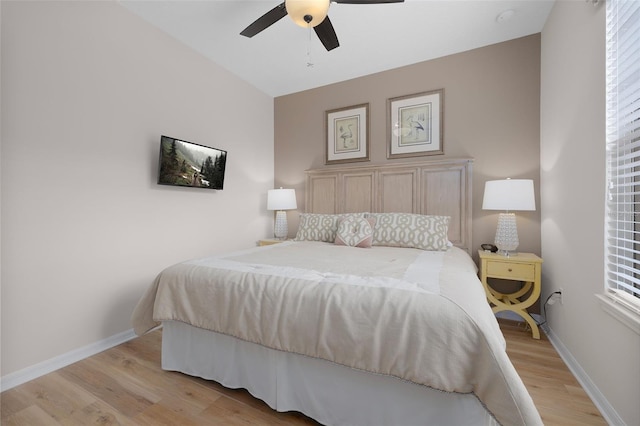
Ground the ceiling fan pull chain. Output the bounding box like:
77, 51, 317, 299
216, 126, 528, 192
306, 25, 314, 67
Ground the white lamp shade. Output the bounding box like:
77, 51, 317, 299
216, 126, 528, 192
285, 0, 330, 27
267, 188, 297, 211
482, 179, 536, 211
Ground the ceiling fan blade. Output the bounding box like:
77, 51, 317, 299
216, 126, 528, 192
334, 0, 404, 3
314, 16, 340, 51
240, 2, 288, 38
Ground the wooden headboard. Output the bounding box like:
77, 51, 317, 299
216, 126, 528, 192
305, 158, 473, 254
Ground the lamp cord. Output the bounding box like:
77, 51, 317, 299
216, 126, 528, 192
536, 291, 562, 327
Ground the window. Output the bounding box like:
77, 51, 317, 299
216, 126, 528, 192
603, 0, 640, 333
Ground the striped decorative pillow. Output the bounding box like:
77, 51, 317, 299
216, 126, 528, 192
368, 213, 450, 251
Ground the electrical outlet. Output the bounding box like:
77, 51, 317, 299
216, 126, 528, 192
547, 289, 563, 306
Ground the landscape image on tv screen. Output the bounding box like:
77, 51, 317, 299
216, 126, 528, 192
158, 135, 227, 190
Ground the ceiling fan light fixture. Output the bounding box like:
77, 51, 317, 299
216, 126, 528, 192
285, 0, 331, 27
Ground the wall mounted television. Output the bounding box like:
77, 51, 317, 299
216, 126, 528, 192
158, 135, 227, 190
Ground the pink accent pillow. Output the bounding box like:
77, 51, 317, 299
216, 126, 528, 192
334, 216, 376, 248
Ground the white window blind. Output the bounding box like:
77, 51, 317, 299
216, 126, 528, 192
605, 0, 640, 315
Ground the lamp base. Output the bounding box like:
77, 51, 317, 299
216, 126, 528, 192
274, 210, 288, 239
494, 213, 519, 256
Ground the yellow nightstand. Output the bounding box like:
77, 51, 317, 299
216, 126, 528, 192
258, 238, 288, 246
478, 250, 543, 339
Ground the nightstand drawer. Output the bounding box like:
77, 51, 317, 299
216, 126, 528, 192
486, 261, 535, 281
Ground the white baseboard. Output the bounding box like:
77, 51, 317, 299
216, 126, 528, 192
545, 327, 625, 425
0, 328, 137, 392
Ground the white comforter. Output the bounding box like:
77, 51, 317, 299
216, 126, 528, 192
132, 242, 542, 426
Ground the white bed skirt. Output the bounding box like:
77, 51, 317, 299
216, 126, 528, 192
162, 321, 498, 426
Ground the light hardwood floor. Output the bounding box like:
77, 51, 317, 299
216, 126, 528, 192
1, 321, 606, 425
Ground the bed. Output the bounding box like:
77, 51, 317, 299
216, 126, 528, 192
132, 159, 542, 426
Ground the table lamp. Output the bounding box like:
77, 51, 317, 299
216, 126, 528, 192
267, 188, 297, 239
482, 179, 536, 256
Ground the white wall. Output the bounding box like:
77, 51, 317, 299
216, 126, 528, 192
541, 2, 640, 425
1, 1, 274, 378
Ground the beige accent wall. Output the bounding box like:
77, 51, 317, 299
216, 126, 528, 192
541, 2, 639, 425
275, 34, 542, 259
1, 1, 274, 377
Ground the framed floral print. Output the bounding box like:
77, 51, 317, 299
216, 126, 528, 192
387, 89, 444, 159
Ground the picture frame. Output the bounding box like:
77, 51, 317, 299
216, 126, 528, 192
326, 103, 370, 165
387, 89, 444, 159
157, 135, 227, 190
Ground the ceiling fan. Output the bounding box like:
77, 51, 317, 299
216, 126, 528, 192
240, 0, 405, 52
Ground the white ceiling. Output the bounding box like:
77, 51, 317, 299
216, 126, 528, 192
120, 0, 555, 97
